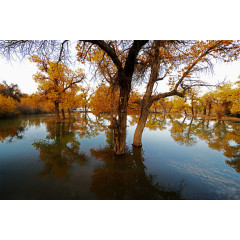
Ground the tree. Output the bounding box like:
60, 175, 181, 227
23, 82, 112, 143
132, 40, 240, 147
89, 83, 118, 115
30, 55, 85, 122
0, 81, 22, 102
186, 87, 199, 116
128, 89, 142, 114
2, 40, 240, 154
18, 93, 45, 114
170, 96, 189, 114
0, 94, 17, 117
33, 120, 89, 179
199, 92, 215, 116
77, 40, 149, 154
76, 85, 93, 113
229, 78, 240, 115
61, 84, 81, 118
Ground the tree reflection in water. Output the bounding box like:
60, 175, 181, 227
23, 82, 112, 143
170, 117, 198, 147
29, 113, 240, 198
90, 127, 184, 200
167, 116, 240, 173
129, 113, 169, 131
73, 113, 108, 139
32, 113, 109, 179
33, 119, 89, 179
0, 118, 26, 143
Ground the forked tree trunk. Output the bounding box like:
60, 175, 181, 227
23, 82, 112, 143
68, 108, 71, 118
86, 40, 148, 155
55, 101, 61, 122
61, 109, 66, 120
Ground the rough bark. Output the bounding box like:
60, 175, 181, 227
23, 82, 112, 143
133, 41, 161, 147
133, 107, 150, 147
113, 86, 130, 155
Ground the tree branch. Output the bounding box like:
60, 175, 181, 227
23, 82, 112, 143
173, 41, 222, 91
84, 40, 123, 72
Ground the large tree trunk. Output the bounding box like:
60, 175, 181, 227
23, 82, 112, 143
55, 101, 61, 122
113, 87, 129, 155
133, 108, 149, 147
86, 40, 148, 155
132, 41, 161, 147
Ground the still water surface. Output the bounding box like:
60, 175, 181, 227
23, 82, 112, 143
0, 113, 240, 200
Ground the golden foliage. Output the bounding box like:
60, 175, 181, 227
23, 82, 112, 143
89, 84, 118, 115
0, 95, 16, 115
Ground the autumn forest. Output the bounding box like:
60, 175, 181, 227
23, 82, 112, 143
0, 40, 240, 200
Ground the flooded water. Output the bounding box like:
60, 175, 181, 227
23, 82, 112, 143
0, 113, 240, 200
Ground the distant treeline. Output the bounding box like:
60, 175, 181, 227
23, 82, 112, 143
0, 81, 47, 118
1, 80, 240, 120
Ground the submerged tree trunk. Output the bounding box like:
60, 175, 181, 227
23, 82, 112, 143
86, 40, 148, 155
133, 107, 150, 147
55, 101, 61, 122
132, 85, 157, 147
113, 86, 130, 155
61, 109, 66, 120
133, 41, 161, 147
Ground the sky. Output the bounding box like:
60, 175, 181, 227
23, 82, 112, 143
0, 54, 240, 95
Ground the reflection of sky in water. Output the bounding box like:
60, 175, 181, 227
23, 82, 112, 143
0, 114, 240, 200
